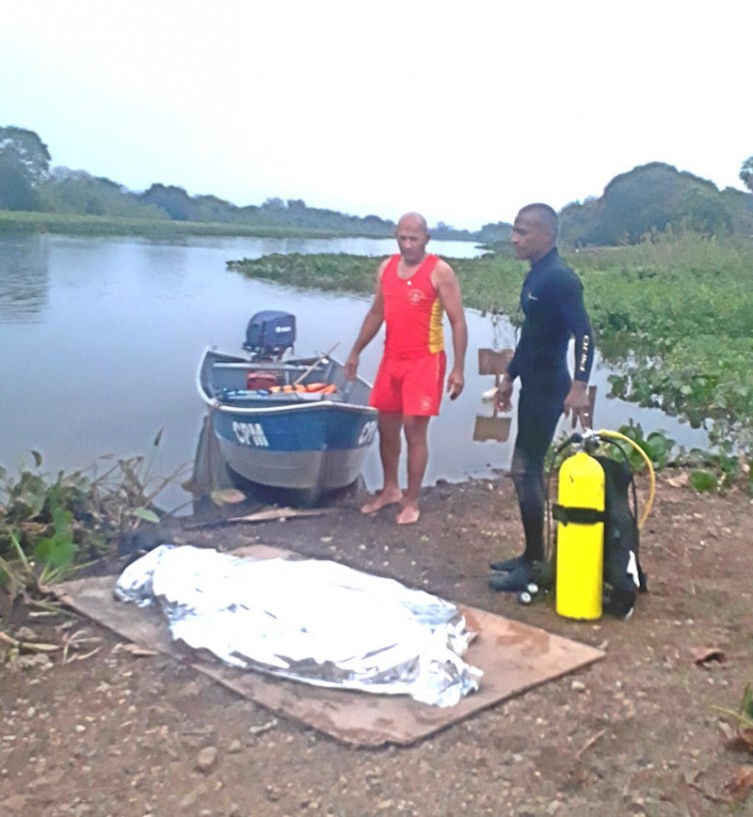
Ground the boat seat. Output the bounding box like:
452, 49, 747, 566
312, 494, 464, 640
211, 362, 323, 372
218, 388, 340, 403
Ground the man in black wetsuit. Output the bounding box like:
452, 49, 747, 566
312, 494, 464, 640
490, 203, 594, 592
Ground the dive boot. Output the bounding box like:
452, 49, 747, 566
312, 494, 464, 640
489, 554, 526, 572
489, 561, 534, 593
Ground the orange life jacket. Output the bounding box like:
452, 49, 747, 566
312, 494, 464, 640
269, 382, 336, 395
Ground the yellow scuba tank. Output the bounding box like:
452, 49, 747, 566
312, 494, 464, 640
555, 451, 605, 620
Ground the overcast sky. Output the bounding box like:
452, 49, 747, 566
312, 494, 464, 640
2, 0, 750, 229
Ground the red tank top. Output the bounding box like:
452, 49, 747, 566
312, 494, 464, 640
381, 254, 445, 360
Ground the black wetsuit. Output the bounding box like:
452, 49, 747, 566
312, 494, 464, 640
507, 247, 594, 562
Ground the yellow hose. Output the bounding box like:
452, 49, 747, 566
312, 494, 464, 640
595, 429, 656, 528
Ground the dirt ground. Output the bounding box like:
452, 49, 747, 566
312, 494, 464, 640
1, 470, 753, 817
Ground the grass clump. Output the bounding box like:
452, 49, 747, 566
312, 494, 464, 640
0, 432, 189, 593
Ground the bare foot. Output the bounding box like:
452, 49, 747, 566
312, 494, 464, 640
360, 489, 403, 514
396, 504, 421, 525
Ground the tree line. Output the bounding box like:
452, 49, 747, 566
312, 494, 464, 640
1, 126, 751, 246
0, 125, 512, 241
560, 161, 753, 246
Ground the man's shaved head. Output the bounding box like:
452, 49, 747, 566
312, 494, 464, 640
397, 212, 429, 234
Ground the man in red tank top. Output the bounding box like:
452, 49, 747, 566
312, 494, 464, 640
345, 213, 467, 524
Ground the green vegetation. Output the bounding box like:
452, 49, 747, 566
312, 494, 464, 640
610, 422, 750, 492
740, 155, 753, 193
575, 232, 753, 452
0, 210, 358, 240
230, 231, 753, 460
228, 253, 384, 294
611, 422, 676, 472
0, 435, 189, 591
712, 681, 753, 750
561, 162, 753, 246
227, 250, 525, 314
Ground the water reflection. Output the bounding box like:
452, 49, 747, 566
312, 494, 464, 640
472, 413, 512, 443
0, 235, 49, 322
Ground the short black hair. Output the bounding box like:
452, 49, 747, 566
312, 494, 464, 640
518, 203, 558, 240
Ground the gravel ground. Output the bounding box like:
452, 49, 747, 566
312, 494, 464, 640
2, 472, 752, 817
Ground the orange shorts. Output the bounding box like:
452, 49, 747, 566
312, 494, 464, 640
369, 351, 447, 416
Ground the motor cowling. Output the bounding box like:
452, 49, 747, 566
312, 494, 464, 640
243, 311, 296, 359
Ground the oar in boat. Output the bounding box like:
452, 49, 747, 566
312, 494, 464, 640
292, 343, 340, 387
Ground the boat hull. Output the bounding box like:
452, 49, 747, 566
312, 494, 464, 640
213, 403, 377, 491
197, 348, 378, 499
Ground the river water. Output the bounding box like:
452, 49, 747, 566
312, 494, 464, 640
0, 234, 707, 510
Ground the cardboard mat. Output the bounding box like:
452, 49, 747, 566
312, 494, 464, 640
54, 547, 604, 747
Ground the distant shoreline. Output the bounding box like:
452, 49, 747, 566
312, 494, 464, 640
0, 211, 484, 243
0, 211, 392, 241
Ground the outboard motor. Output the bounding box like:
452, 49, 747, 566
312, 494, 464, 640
243, 311, 296, 359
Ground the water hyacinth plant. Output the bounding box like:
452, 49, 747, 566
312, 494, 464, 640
0, 431, 190, 590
